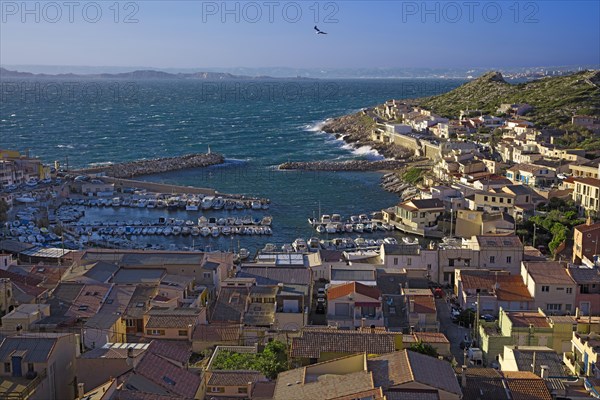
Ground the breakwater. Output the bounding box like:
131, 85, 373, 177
75, 153, 225, 178
278, 159, 407, 171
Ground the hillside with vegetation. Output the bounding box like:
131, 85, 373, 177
417, 70, 600, 127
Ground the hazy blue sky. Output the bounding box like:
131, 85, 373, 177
1, 1, 599, 69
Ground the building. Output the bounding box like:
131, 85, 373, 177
455, 210, 515, 238
368, 349, 463, 399
570, 158, 600, 180
273, 353, 384, 400
573, 177, 600, 217
498, 345, 567, 378
77, 342, 150, 391
464, 235, 524, 275
0, 333, 78, 400
326, 281, 383, 329
202, 345, 268, 399
0, 303, 50, 331
392, 198, 445, 236
402, 288, 439, 332
564, 329, 600, 378
506, 164, 556, 187
459, 368, 553, 400
290, 327, 401, 364
566, 265, 600, 316
455, 270, 534, 314
521, 261, 576, 315
143, 307, 206, 340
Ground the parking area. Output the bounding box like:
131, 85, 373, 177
308, 280, 328, 326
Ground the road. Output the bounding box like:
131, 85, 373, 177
436, 298, 471, 365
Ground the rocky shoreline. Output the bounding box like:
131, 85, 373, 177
321, 113, 414, 160
75, 152, 225, 178
278, 159, 407, 172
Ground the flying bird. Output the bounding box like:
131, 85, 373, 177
314, 26, 327, 35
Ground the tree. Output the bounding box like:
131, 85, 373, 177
409, 340, 439, 358
0, 199, 8, 224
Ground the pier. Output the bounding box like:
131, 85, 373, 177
74, 152, 225, 178
278, 159, 407, 172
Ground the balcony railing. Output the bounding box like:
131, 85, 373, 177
0, 369, 47, 400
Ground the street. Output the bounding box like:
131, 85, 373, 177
435, 298, 471, 365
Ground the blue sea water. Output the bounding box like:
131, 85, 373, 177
1, 78, 463, 251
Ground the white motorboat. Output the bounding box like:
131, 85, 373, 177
292, 238, 308, 252
402, 237, 419, 245
201, 196, 215, 210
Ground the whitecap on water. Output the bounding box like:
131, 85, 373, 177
304, 120, 327, 132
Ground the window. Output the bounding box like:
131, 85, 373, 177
507, 199, 512, 204
4, 363, 10, 373
492, 197, 496, 202
566, 304, 572, 312
361, 306, 376, 318
210, 387, 225, 393
147, 329, 165, 336
407, 258, 412, 266
566, 288, 572, 294
500, 198, 504, 203
389, 306, 396, 315
449, 259, 455, 267
489, 256, 495, 264
484, 196, 489, 201
506, 256, 512, 263
547, 304, 562, 311
178, 330, 188, 337
203, 272, 212, 279
541, 286, 549, 292
238, 387, 248, 394
427, 264, 432, 270
27, 363, 34, 373
394, 258, 398, 266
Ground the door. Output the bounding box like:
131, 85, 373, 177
581, 302, 590, 316
11, 356, 22, 377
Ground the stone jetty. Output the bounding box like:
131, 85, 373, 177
278, 159, 406, 172
75, 153, 225, 178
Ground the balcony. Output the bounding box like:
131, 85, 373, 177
0, 368, 47, 400
563, 352, 585, 375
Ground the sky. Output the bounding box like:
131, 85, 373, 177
1, 0, 599, 70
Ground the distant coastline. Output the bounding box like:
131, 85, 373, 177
0, 67, 317, 81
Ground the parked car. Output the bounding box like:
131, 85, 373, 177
480, 314, 496, 322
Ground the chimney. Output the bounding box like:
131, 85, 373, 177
361, 318, 366, 329
461, 365, 467, 388
127, 347, 134, 359
540, 365, 549, 379
77, 383, 85, 399
370, 324, 376, 334
409, 299, 415, 313
575, 307, 580, 319
531, 352, 536, 373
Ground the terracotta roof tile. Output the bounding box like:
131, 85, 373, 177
503, 374, 553, 400
290, 328, 396, 358
135, 352, 201, 399
207, 371, 265, 386
523, 261, 575, 285
147, 340, 191, 364
327, 282, 381, 301
192, 323, 241, 344
368, 350, 462, 396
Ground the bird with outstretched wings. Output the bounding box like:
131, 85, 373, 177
314, 26, 327, 35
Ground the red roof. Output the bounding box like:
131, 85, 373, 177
573, 177, 600, 188
328, 282, 381, 301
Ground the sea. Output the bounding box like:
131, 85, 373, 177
1, 78, 464, 252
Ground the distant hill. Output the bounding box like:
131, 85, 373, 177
416, 70, 600, 127
0, 68, 309, 81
